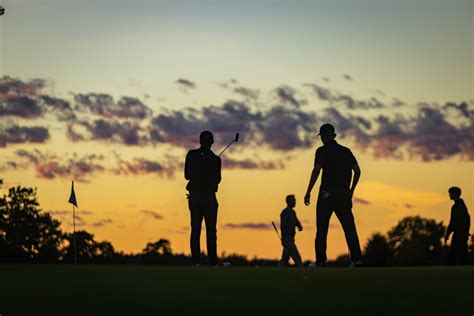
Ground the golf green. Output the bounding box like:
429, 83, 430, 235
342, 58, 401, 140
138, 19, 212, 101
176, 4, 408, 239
1, 265, 473, 315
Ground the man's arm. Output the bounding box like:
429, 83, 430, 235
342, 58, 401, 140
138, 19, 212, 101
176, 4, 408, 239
350, 163, 361, 196
216, 156, 222, 184
304, 164, 321, 206
295, 212, 303, 231
445, 208, 454, 241
184, 152, 192, 180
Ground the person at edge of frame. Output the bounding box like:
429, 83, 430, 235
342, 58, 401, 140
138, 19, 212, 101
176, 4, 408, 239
445, 186, 471, 266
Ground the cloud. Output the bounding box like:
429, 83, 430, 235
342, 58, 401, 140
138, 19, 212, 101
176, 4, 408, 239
233, 86, 260, 100
140, 210, 164, 220
343, 74, 353, 81
0, 76, 47, 97
353, 197, 370, 205
15, 149, 105, 182
0, 96, 43, 118
67, 119, 147, 145
0, 125, 50, 147
113, 156, 177, 177
222, 222, 272, 230
258, 106, 317, 150
150, 100, 260, 148
40, 95, 76, 121
223, 157, 285, 170
74, 93, 152, 120
305, 83, 384, 109
91, 219, 113, 227
175, 78, 196, 92
275, 85, 304, 108
319, 103, 474, 161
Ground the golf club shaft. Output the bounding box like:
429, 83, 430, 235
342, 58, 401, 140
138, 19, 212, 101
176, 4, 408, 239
272, 221, 281, 241
219, 140, 234, 157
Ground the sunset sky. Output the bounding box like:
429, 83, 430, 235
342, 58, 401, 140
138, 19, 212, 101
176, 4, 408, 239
0, 0, 472, 261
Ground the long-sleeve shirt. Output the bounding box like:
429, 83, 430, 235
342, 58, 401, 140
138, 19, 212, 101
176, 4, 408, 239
447, 198, 470, 235
184, 148, 221, 193
280, 207, 302, 237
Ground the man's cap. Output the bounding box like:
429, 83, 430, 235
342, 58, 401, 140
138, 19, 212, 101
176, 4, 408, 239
318, 123, 335, 136
200, 130, 214, 142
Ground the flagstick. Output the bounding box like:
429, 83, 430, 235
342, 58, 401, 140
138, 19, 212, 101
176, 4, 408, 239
73, 204, 77, 265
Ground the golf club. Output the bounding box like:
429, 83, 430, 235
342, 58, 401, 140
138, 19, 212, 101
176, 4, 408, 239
271, 221, 281, 241
219, 133, 239, 156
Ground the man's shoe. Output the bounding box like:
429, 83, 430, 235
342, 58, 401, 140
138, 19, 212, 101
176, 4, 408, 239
214, 261, 231, 268
348, 260, 363, 268
308, 262, 325, 268
192, 264, 201, 268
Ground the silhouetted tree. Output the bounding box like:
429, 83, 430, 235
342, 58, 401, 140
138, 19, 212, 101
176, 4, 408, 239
468, 235, 474, 265
363, 233, 392, 267
142, 238, 173, 264
387, 216, 445, 266
62, 230, 116, 263
0, 186, 63, 262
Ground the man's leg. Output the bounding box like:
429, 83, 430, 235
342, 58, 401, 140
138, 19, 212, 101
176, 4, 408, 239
280, 239, 290, 266
203, 193, 219, 265
452, 234, 469, 265
334, 194, 362, 262
189, 195, 203, 265
287, 239, 303, 267
316, 194, 332, 265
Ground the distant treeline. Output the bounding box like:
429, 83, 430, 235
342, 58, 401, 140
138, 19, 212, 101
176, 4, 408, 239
0, 179, 473, 266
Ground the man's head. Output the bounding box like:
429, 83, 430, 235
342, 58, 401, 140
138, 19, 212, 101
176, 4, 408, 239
448, 186, 462, 201
199, 130, 214, 150
286, 194, 296, 208
318, 123, 336, 144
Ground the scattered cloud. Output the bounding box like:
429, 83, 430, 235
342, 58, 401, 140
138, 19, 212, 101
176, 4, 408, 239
0, 125, 50, 147
15, 149, 105, 182
113, 156, 178, 177
275, 85, 304, 108
91, 218, 113, 227
354, 197, 370, 205
223, 157, 285, 170
175, 78, 196, 92
140, 210, 164, 220
343, 74, 353, 81
67, 119, 147, 145
222, 222, 272, 230
74, 93, 152, 120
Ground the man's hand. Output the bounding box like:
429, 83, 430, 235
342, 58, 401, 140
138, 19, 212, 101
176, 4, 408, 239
304, 193, 311, 206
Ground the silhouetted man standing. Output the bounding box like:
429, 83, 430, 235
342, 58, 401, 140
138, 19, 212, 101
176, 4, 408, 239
185, 131, 221, 266
445, 186, 470, 265
304, 123, 362, 267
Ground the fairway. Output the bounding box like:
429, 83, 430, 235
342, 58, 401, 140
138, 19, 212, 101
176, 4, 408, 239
1, 265, 473, 316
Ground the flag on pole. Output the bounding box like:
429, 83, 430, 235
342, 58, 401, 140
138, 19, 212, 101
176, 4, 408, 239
68, 181, 78, 207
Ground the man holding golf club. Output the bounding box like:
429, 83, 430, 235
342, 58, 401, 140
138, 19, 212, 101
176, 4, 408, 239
278, 195, 303, 267
185, 131, 222, 266
184, 131, 238, 267
304, 123, 363, 268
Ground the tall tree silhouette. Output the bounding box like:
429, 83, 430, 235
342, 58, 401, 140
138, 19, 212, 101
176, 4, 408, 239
363, 233, 392, 267
388, 216, 445, 266
142, 239, 173, 264
63, 230, 116, 263
0, 186, 63, 262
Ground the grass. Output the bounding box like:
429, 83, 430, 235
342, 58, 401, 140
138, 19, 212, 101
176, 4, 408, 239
1, 265, 473, 316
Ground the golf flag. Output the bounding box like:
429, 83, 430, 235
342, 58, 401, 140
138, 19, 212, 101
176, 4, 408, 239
68, 181, 78, 208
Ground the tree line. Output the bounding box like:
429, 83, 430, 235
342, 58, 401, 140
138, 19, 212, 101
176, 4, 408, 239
0, 179, 473, 266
